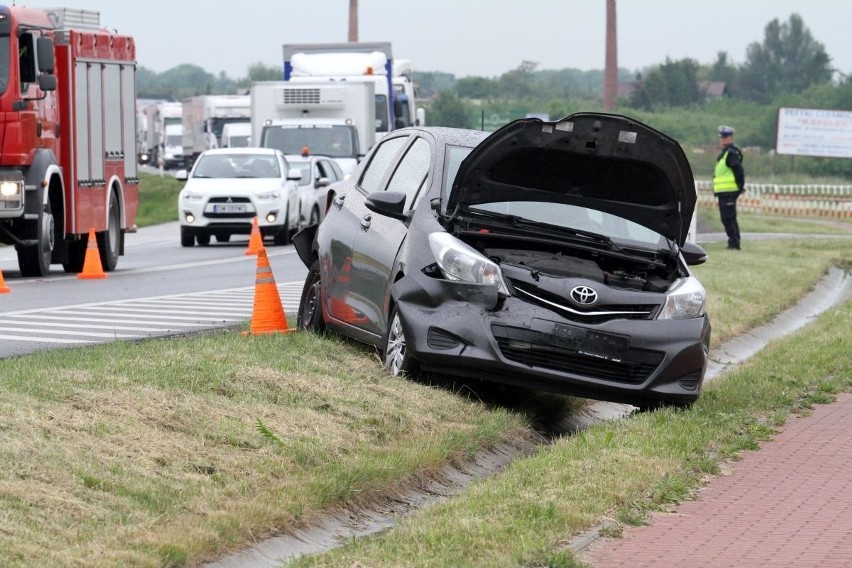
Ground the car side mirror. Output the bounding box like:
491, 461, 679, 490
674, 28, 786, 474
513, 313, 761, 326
287, 170, 303, 181
681, 241, 707, 266
316, 177, 331, 188
366, 191, 407, 221
175, 170, 188, 181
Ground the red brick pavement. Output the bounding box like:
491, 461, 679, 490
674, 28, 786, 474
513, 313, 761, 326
582, 392, 852, 568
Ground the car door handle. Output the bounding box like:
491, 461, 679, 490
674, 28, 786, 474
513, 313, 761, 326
360, 214, 372, 231
333, 194, 346, 209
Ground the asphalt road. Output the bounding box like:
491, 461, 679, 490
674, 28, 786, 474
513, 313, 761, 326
0, 222, 308, 358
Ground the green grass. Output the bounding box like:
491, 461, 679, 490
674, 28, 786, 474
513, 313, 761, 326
697, 205, 852, 236
0, 237, 850, 567
136, 172, 183, 227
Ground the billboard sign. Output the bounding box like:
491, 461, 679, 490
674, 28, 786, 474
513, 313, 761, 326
776, 107, 852, 159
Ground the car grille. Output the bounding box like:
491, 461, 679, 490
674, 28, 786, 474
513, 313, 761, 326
492, 324, 664, 384
511, 282, 659, 324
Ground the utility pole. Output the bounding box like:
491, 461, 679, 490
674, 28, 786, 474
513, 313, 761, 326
604, 0, 617, 110
348, 0, 358, 42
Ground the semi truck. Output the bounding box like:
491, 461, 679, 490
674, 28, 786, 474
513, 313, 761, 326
181, 95, 251, 169
250, 80, 375, 174
144, 100, 182, 168
282, 42, 424, 141
0, 6, 139, 277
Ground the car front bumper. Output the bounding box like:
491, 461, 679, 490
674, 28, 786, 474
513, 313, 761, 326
392, 269, 710, 407
179, 197, 287, 236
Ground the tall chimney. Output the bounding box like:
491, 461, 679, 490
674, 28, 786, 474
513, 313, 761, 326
604, 0, 617, 110
348, 0, 359, 42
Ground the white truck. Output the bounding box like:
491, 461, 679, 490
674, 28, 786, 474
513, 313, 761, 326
181, 94, 251, 169
144, 101, 182, 168
220, 121, 252, 148
250, 80, 375, 175
282, 42, 424, 141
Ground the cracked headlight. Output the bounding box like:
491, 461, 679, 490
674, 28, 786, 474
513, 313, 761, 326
428, 232, 509, 295
658, 276, 706, 319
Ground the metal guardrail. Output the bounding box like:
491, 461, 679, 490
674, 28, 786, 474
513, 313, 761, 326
695, 181, 852, 218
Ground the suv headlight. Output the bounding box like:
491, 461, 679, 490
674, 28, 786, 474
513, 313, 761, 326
256, 190, 282, 200
181, 190, 204, 201
658, 276, 706, 319
428, 232, 509, 295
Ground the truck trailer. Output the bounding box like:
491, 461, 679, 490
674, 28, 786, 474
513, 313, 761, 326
0, 6, 139, 277
181, 95, 251, 169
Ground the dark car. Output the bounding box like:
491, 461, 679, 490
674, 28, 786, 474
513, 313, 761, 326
293, 113, 710, 408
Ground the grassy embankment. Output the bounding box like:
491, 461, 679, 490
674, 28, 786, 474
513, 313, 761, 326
0, 197, 850, 566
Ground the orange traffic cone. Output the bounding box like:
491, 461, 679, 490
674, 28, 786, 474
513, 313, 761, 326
245, 216, 264, 256
241, 248, 293, 336
77, 228, 107, 279
0, 267, 10, 293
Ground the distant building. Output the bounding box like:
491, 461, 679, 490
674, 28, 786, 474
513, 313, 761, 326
698, 81, 728, 98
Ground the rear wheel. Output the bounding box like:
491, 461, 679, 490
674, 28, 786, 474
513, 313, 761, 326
62, 238, 86, 273
383, 306, 415, 376
96, 193, 121, 272
297, 259, 325, 332
17, 203, 54, 277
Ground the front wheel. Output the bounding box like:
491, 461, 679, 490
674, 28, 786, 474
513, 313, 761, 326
297, 259, 325, 332
180, 227, 195, 247
17, 203, 55, 277
383, 306, 415, 376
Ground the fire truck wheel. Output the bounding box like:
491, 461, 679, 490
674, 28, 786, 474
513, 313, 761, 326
97, 193, 121, 271
62, 239, 86, 273
17, 204, 55, 277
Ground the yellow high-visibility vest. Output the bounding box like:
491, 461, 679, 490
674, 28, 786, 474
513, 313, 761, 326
713, 150, 738, 193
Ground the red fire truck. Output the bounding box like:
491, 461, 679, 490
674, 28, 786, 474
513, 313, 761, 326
0, 6, 138, 277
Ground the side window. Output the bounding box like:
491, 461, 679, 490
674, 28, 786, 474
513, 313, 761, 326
359, 136, 408, 193
18, 33, 37, 88
386, 138, 431, 210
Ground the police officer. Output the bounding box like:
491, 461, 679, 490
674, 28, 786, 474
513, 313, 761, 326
713, 125, 746, 250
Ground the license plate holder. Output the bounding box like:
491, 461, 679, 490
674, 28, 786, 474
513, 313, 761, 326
212, 203, 247, 214
551, 323, 628, 361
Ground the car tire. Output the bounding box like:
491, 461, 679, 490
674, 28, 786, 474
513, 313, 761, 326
383, 305, 415, 376
196, 234, 211, 246
96, 192, 121, 272
273, 208, 290, 246
180, 227, 195, 247
297, 259, 325, 332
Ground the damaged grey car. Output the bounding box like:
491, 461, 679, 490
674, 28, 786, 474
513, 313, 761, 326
293, 113, 711, 408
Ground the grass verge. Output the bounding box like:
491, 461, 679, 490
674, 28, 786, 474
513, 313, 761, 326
0, 237, 849, 566
289, 272, 852, 568
136, 172, 182, 227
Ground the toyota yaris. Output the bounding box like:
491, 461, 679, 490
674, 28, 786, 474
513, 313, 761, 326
293, 114, 711, 408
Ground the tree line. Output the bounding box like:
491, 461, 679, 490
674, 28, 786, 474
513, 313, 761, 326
138, 13, 852, 180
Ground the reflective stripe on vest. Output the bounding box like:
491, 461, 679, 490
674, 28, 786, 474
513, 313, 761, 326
713, 149, 738, 193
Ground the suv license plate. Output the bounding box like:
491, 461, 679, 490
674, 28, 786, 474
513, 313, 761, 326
213, 203, 246, 214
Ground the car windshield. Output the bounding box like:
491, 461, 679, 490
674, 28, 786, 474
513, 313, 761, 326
193, 154, 280, 179
0, 36, 9, 95
471, 201, 666, 246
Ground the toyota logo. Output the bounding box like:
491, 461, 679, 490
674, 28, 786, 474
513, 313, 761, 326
570, 285, 598, 305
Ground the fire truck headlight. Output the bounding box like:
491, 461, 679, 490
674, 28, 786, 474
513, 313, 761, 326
0, 181, 22, 197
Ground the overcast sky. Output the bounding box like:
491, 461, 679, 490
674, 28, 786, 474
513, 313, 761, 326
20, 1, 852, 80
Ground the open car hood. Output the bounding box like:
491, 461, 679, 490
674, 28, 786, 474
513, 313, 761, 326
448, 113, 696, 245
